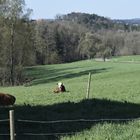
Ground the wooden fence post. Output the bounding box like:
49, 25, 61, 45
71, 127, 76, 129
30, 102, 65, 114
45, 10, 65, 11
86, 72, 91, 99
9, 110, 15, 140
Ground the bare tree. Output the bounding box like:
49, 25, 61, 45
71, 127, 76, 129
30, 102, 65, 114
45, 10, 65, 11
0, 0, 33, 85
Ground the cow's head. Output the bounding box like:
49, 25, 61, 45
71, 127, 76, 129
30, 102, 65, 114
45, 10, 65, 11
57, 82, 63, 88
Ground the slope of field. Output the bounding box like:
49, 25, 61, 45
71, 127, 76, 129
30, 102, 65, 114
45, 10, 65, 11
0, 56, 140, 140
111, 55, 140, 63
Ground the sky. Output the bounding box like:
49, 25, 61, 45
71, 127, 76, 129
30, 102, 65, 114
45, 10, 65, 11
25, 0, 140, 20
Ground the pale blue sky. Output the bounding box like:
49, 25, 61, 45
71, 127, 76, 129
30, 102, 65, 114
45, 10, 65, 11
25, 0, 140, 20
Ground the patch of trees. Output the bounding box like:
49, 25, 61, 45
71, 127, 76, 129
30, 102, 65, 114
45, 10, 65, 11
34, 12, 140, 63
1, 1, 140, 86
34, 19, 140, 62
0, 0, 34, 85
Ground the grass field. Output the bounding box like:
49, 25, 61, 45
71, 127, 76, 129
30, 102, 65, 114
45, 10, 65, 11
0, 55, 140, 140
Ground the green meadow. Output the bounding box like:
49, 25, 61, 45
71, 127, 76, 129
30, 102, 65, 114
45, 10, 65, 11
0, 55, 140, 140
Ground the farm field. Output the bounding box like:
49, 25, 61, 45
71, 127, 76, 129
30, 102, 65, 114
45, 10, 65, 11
111, 55, 140, 63
0, 55, 140, 140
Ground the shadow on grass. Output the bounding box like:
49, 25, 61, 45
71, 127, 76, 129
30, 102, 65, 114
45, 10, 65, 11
26, 67, 109, 86
1, 98, 140, 140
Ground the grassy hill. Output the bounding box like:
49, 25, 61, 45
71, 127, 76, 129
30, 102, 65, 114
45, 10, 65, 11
0, 56, 140, 140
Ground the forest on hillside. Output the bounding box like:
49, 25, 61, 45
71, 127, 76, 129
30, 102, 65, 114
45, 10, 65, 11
0, 0, 140, 86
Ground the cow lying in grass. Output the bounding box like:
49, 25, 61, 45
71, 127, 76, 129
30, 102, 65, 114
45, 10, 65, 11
0, 93, 16, 106
53, 82, 66, 93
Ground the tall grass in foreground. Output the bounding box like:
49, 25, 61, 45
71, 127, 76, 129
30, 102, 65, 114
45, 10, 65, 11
0, 56, 140, 140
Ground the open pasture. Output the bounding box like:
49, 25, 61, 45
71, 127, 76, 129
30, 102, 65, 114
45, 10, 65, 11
0, 56, 140, 140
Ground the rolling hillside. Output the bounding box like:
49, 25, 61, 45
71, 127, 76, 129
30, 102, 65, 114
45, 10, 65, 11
0, 56, 140, 140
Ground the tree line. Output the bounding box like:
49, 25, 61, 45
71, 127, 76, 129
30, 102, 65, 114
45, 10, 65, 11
0, 0, 140, 86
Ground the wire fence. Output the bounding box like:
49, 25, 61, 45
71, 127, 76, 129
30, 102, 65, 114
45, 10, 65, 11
0, 119, 9, 122
1, 111, 140, 139
17, 117, 140, 124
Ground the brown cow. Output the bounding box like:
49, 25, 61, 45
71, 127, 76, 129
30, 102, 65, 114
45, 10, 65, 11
53, 82, 66, 93
0, 93, 16, 106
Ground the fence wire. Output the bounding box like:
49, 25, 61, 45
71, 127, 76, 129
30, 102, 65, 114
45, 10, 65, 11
1, 117, 140, 136
0, 119, 9, 122
17, 117, 140, 124
19, 132, 77, 136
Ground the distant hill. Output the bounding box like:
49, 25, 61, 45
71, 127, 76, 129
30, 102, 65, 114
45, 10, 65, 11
113, 18, 140, 25
55, 12, 140, 31
56, 12, 115, 30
